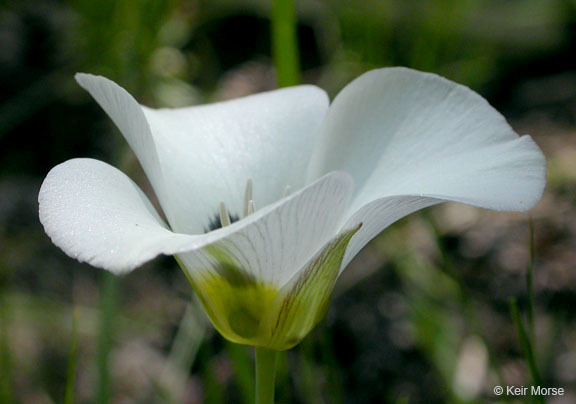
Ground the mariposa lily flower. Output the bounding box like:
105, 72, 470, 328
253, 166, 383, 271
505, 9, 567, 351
39, 68, 546, 350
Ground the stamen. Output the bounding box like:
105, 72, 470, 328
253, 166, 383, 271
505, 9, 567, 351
219, 202, 231, 227
243, 179, 253, 218
283, 185, 292, 198
247, 200, 255, 215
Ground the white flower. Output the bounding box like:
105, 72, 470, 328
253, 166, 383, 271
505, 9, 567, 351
39, 68, 546, 349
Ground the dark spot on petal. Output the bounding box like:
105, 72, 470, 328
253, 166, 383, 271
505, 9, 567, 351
229, 306, 260, 339
215, 262, 257, 287
205, 211, 240, 233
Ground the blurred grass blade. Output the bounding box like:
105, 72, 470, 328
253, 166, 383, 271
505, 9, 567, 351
274, 350, 290, 402
65, 308, 80, 404
0, 291, 13, 403
271, 0, 301, 87
156, 300, 207, 403
97, 272, 120, 404
167, 300, 205, 374
509, 299, 545, 404
318, 324, 345, 404
202, 357, 226, 404
526, 216, 536, 338
297, 337, 320, 402
226, 343, 254, 404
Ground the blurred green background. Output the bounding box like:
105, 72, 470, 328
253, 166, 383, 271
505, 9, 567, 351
1, 0, 575, 403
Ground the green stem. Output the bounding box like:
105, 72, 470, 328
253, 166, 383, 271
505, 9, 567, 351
255, 347, 279, 404
271, 0, 301, 87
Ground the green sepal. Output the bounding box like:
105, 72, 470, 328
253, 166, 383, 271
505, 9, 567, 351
177, 224, 361, 350
177, 248, 278, 346
264, 223, 362, 350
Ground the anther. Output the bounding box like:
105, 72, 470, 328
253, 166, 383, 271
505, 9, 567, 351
219, 202, 231, 227
247, 200, 255, 215
243, 179, 253, 218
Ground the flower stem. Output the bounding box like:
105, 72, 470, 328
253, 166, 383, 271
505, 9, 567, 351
271, 0, 301, 87
255, 347, 279, 404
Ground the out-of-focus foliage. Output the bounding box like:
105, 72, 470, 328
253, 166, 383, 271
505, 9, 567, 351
1, 0, 576, 403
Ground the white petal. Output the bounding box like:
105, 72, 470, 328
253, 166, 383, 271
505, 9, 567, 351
39, 159, 353, 283
308, 67, 546, 271
76, 73, 329, 235
310, 67, 546, 214
176, 171, 354, 286
74, 74, 170, 218
142, 86, 329, 234
264, 223, 361, 349
38, 158, 191, 274
339, 196, 441, 270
